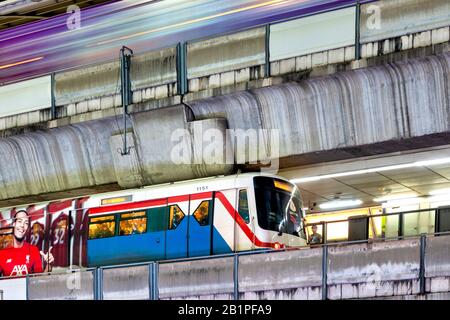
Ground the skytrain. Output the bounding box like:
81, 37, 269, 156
0, 173, 306, 271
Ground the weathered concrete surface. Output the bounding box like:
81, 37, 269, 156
102, 265, 150, 300
190, 52, 450, 162
55, 47, 177, 106
239, 249, 322, 293
1, 51, 450, 203
187, 27, 265, 80
327, 239, 421, 299
425, 236, 450, 278
0, 105, 233, 205
126, 105, 234, 186
361, 0, 450, 43
28, 271, 94, 300
159, 257, 234, 299
0, 117, 120, 203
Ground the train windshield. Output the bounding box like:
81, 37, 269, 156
254, 177, 305, 238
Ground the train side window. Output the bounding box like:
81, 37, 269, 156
89, 215, 116, 240
168, 205, 185, 230
193, 201, 210, 226
119, 211, 147, 236
148, 207, 167, 232
238, 189, 250, 224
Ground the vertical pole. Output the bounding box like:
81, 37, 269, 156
419, 234, 426, 294
148, 263, 153, 300
120, 46, 133, 156
0, 289, 3, 301
26, 274, 29, 300
322, 245, 328, 300
265, 24, 271, 77
234, 254, 239, 300
399, 213, 404, 238
50, 72, 56, 119
177, 42, 188, 95
153, 262, 159, 300
355, 1, 361, 60
95, 268, 103, 300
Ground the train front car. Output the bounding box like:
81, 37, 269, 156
250, 176, 307, 250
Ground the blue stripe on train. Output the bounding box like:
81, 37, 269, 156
87, 223, 232, 267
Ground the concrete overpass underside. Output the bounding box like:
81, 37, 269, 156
1, 49, 449, 208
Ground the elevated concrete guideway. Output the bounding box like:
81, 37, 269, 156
1, 49, 449, 207
0, 0, 449, 208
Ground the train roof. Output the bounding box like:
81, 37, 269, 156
0, 172, 291, 211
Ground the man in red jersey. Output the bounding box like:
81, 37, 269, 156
0, 210, 54, 277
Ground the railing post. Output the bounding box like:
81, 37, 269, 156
234, 254, 239, 300
265, 24, 271, 77
322, 245, 328, 300
399, 213, 404, 238
50, 72, 56, 119
94, 268, 103, 300
152, 262, 159, 300
177, 42, 188, 95
26, 274, 29, 300
355, 1, 361, 60
419, 233, 427, 294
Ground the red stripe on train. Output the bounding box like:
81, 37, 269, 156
215, 192, 277, 249
90, 198, 166, 214
89, 191, 277, 249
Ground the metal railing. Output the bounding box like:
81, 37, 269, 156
2, 206, 450, 300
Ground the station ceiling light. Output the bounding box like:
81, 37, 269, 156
373, 193, 418, 202
290, 157, 450, 184
381, 197, 421, 208
429, 188, 450, 196
319, 199, 362, 210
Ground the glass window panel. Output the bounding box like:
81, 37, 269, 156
168, 205, 185, 230
306, 224, 323, 245
119, 217, 147, 236
193, 201, 210, 226
148, 207, 167, 232
121, 211, 146, 219
238, 190, 250, 224
89, 221, 116, 240
90, 215, 115, 223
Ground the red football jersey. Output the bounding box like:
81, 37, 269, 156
50, 213, 69, 267
0, 242, 43, 277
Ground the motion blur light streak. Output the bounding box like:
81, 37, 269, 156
0, 0, 357, 84
0, 56, 44, 70
91, 0, 293, 47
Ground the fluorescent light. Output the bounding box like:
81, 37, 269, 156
373, 193, 418, 202
291, 157, 450, 184
382, 197, 421, 208
428, 194, 450, 203
319, 199, 362, 210
429, 188, 450, 196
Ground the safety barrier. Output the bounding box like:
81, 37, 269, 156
0, 231, 448, 300
1, 0, 449, 121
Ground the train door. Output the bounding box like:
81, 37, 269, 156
188, 193, 214, 257
212, 189, 236, 254
234, 188, 254, 252
165, 196, 189, 259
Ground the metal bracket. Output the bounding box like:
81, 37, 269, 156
119, 46, 134, 156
